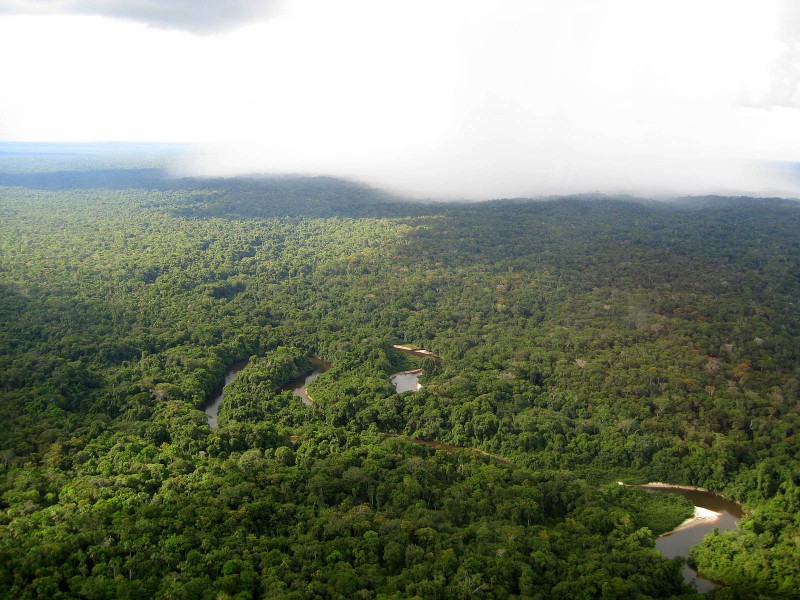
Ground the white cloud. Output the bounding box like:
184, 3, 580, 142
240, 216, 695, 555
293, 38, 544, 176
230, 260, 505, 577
1, 0, 798, 199
738, 1, 800, 108
0, 0, 280, 34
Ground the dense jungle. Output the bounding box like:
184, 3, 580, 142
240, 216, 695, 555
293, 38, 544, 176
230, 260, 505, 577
1, 145, 798, 599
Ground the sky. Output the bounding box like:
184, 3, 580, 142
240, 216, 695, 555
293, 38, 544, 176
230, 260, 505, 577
0, 0, 799, 199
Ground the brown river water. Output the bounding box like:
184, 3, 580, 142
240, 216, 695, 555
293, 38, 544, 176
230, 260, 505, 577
203, 359, 249, 429
204, 357, 330, 426
283, 357, 331, 405
207, 355, 739, 595
646, 484, 743, 593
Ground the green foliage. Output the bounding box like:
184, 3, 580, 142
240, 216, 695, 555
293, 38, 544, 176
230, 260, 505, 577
1, 152, 799, 596
692, 482, 800, 598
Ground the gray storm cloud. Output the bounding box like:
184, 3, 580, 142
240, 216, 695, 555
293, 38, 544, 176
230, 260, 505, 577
0, 0, 280, 34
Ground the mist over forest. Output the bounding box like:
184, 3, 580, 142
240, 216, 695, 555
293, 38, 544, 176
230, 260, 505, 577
2, 0, 800, 597
0, 144, 798, 598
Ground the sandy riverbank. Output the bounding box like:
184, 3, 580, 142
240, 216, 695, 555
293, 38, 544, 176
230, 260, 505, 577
664, 506, 722, 535
392, 368, 424, 375
392, 345, 441, 359
641, 482, 715, 493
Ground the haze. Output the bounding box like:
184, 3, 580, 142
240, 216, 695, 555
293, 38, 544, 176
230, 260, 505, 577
1, 0, 798, 199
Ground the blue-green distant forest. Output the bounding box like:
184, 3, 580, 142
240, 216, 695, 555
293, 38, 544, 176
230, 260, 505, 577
1, 144, 798, 599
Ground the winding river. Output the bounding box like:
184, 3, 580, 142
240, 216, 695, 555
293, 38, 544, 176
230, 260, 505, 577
203, 359, 249, 429
204, 357, 330, 426
283, 357, 331, 405
646, 484, 744, 593
389, 345, 438, 392
207, 353, 736, 595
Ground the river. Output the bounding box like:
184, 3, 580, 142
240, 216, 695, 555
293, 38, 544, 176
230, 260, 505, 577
389, 345, 439, 393
210, 356, 733, 595
204, 356, 329, 426
203, 359, 249, 429
647, 484, 744, 593
283, 357, 331, 405
390, 368, 423, 393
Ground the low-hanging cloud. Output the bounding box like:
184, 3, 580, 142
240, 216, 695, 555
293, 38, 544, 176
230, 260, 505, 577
738, 1, 800, 109
175, 0, 800, 200
182, 142, 800, 202
0, 0, 280, 34
1, 0, 799, 200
